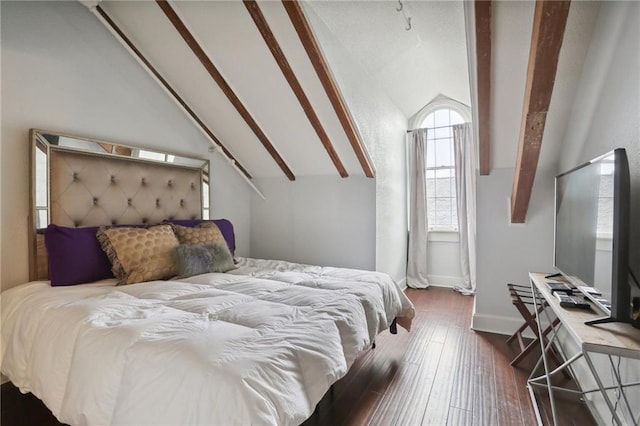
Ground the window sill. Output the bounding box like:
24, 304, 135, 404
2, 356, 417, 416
428, 230, 459, 242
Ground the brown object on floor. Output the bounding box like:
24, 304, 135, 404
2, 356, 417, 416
506, 282, 563, 368
0, 287, 594, 426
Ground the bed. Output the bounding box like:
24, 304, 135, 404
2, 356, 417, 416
0, 130, 414, 425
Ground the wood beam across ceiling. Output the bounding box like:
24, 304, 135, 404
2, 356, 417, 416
475, 0, 491, 176
94, 5, 253, 182
282, 0, 375, 178
243, 0, 348, 178
510, 0, 570, 223
156, 0, 296, 181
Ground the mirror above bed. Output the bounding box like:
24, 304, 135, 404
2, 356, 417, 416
29, 129, 210, 280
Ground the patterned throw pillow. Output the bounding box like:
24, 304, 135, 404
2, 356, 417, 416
97, 224, 179, 285
172, 222, 227, 246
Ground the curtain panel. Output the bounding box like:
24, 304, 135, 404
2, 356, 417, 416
406, 129, 430, 288
453, 123, 477, 295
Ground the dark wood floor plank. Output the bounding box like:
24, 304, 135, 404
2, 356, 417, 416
420, 324, 464, 425
369, 341, 444, 426
449, 324, 478, 413
472, 332, 499, 425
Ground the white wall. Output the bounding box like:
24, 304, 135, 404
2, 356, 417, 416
427, 234, 464, 287
556, 2, 640, 423
303, 5, 409, 284
250, 176, 375, 270
473, 167, 556, 334
0, 1, 251, 290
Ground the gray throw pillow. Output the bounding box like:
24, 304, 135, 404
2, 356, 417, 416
206, 242, 236, 273
173, 244, 213, 278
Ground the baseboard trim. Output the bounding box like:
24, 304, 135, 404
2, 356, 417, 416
426, 274, 464, 288
472, 313, 536, 339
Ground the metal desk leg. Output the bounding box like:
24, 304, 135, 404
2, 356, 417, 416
530, 284, 559, 425
583, 351, 625, 425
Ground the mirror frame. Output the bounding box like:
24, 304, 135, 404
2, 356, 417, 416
29, 128, 210, 280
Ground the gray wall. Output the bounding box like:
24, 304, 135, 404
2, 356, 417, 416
473, 167, 556, 334
296, 5, 409, 284
250, 176, 375, 270
0, 1, 252, 290
556, 2, 639, 423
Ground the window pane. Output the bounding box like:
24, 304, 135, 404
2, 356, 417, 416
435, 139, 453, 167
434, 126, 452, 139
435, 176, 454, 197
435, 198, 451, 226
450, 110, 465, 125
427, 200, 435, 224
424, 112, 435, 128
435, 167, 454, 178
426, 175, 435, 196
451, 201, 458, 228
434, 109, 449, 128
426, 139, 435, 168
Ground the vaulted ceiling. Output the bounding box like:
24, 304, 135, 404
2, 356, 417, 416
91, 0, 600, 221
90, 0, 470, 183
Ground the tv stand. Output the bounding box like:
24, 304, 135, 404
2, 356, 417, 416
528, 273, 640, 425
584, 316, 626, 326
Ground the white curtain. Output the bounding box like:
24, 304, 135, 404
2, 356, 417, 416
407, 129, 430, 288
453, 123, 477, 295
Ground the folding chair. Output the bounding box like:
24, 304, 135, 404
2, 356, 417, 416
506, 283, 562, 368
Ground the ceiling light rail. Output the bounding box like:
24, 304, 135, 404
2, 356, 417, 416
396, 0, 412, 31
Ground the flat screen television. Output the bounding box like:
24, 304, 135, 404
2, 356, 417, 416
554, 148, 631, 325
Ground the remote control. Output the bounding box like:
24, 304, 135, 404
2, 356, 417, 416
555, 292, 591, 309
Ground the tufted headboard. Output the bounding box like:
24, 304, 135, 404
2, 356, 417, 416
30, 129, 209, 281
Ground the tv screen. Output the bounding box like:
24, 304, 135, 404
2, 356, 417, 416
554, 148, 630, 324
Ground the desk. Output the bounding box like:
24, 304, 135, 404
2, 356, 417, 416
528, 273, 640, 425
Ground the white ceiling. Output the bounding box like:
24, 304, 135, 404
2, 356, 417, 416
98, 0, 600, 178
305, 0, 471, 118
490, 0, 600, 170
99, 0, 472, 179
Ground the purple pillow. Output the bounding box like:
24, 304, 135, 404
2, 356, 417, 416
164, 219, 236, 255
44, 224, 114, 286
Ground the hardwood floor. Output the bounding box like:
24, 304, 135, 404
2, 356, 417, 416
302, 287, 595, 426
1, 287, 595, 426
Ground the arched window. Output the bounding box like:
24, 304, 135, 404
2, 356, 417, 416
417, 106, 467, 231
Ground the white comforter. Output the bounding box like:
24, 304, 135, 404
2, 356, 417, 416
1, 258, 414, 426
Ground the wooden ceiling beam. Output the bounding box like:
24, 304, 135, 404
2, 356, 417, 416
510, 0, 571, 223
94, 5, 253, 181
156, 0, 296, 181
282, 0, 375, 178
243, 0, 348, 178
475, 0, 492, 176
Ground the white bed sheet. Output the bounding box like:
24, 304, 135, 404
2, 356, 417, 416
1, 259, 414, 426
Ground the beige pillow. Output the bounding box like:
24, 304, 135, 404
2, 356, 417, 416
172, 222, 227, 246
97, 224, 179, 285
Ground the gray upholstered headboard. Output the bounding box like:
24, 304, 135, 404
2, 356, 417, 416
49, 149, 203, 227
30, 129, 209, 280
